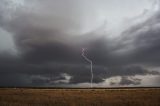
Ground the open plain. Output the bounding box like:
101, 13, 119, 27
0, 88, 159, 106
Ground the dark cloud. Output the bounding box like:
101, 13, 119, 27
0, 0, 160, 87
119, 12, 160, 66
0, 52, 158, 86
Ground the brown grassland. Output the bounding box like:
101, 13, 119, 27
0, 88, 160, 106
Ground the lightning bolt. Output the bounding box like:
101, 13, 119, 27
82, 48, 93, 88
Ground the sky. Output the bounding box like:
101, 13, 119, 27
0, 0, 160, 87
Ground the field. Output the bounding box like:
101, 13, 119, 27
0, 88, 160, 106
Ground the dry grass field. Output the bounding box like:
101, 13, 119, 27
0, 88, 159, 106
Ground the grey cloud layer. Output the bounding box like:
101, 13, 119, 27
0, 0, 160, 87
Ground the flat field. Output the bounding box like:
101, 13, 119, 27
0, 88, 160, 106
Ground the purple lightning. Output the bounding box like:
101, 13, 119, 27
82, 48, 93, 88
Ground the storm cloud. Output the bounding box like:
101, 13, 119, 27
0, 0, 160, 87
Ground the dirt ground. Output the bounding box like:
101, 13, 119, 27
0, 88, 160, 106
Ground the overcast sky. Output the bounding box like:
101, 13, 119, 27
0, 0, 160, 87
